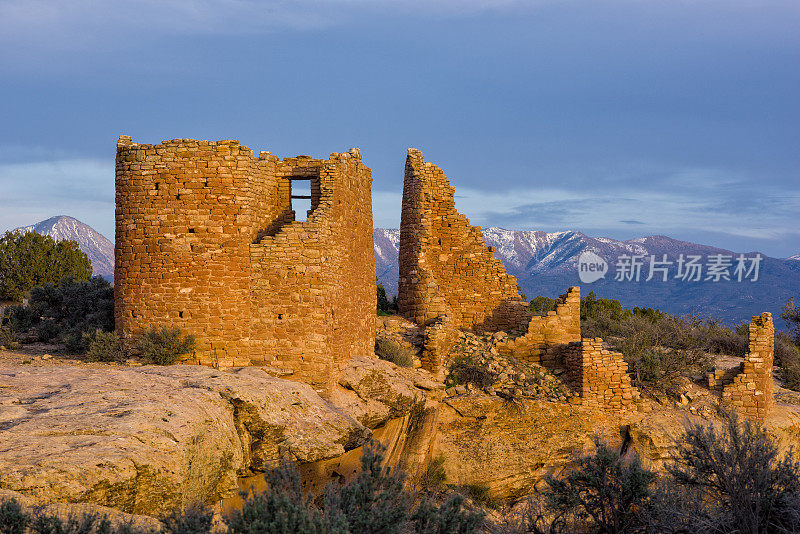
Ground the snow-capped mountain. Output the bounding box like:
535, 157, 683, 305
788, 254, 800, 262
15, 216, 114, 279
374, 227, 800, 324
374, 228, 401, 294
479, 229, 741, 276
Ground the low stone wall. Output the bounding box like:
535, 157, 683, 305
421, 315, 459, 379
709, 312, 774, 422
707, 366, 742, 392
495, 287, 581, 366
563, 338, 639, 413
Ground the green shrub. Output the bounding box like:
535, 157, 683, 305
581, 291, 626, 333
336, 442, 410, 534
0, 324, 20, 350
84, 329, 125, 363
228, 458, 338, 534
135, 327, 195, 365
412, 495, 483, 534
529, 296, 557, 316
0, 498, 208, 534
376, 282, 398, 315
162, 504, 214, 534
706, 331, 748, 357
377, 282, 390, 313
544, 438, 654, 534
227, 442, 482, 534
375, 335, 415, 367
425, 454, 448, 490
461, 484, 496, 510
781, 298, 800, 346
775, 332, 800, 391
0, 498, 27, 534
629, 348, 663, 384
446, 355, 496, 389
28, 511, 113, 534
631, 306, 663, 324
36, 318, 61, 343
656, 410, 800, 533
2, 276, 114, 350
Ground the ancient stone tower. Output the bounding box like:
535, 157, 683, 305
708, 312, 775, 422
114, 136, 376, 393
398, 149, 530, 332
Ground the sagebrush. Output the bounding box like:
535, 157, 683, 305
375, 335, 415, 367
135, 326, 196, 365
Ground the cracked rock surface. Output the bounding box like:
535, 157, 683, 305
0, 364, 369, 516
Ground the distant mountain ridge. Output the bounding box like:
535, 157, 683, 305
15, 216, 114, 279
11, 218, 796, 323
374, 227, 800, 325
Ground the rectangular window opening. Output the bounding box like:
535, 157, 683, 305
290, 178, 313, 222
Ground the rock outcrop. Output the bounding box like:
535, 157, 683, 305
434, 389, 800, 501
0, 353, 445, 517
0, 364, 370, 516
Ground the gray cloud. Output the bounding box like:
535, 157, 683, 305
0, 0, 541, 50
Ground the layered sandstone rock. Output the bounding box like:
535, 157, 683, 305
0, 364, 370, 516
333, 354, 440, 429
434, 390, 800, 501
435, 395, 629, 500
0, 353, 445, 517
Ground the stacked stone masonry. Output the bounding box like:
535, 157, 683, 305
114, 136, 776, 417
115, 136, 376, 393
563, 338, 639, 413
394, 151, 635, 412
420, 315, 459, 379
708, 312, 774, 422
398, 149, 529, 332
495, 288, 582, 366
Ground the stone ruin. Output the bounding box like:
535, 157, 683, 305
396, 149, 639, 412
114, 136, 375, 393
563, 338, 639, 412
494, 288, 582, 367
398, 149, 530, 332
114, 137, 775, 418
708, 312, 775, 422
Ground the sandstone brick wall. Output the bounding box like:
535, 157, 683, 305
115, 136, 375, 393
420, 315, 459, 378
563, 338, 639, 412
708, 312, 774, 422
397, 149, 528, 332
495, 287, 581, 366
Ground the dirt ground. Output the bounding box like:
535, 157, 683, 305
0, 342, 134, 369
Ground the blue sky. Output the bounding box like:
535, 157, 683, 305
1, 0, 798, 257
